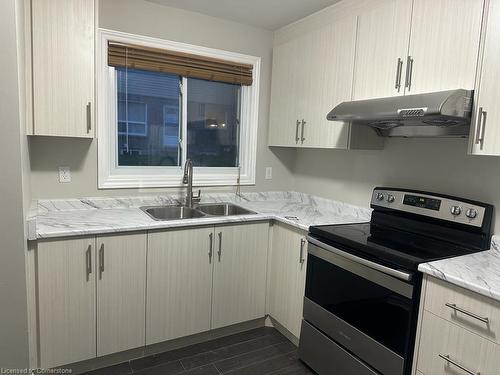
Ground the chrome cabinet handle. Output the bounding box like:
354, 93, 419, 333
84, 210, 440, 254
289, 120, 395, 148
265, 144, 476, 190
299, 238, 306, 264
395, 58, 403, 92
217, 232, 222, 262
300, 119, 306, 143
85, 245, 92, 281
99, 243, 104, 279
475, 108, 487, 149
295, 120, 300, 143
445, 303, 489, 324
404, 56, 414, 91
439, 354, 480, 375
86, 102, 92, 133
208, 233, 213, 263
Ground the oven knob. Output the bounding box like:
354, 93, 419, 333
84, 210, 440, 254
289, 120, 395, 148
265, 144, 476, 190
376, 193, 385, 201
387, 194, 395, 203
466, 208, 478, 219
450, 206, 462, 216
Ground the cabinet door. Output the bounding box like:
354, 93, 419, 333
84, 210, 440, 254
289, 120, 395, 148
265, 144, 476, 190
353, 0, 413, 100
37, 237, 96, 368
96, 233, 146, 356
299, 17, 356, 149
417, 311, 500, 375
268, 223, 307, 338
31, 0, 94, 137
146, 227, 214, 345
470, 0, 500, 155
211, 223, 269, 329
269, 38, 302, 147
407, 0, 483, 94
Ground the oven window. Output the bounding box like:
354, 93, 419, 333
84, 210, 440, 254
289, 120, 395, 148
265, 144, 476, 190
305, 254, 412, 357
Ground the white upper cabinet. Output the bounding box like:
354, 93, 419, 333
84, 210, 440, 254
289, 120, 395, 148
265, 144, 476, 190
269, 38, 302, 147
269, 9, 382, 150
470, 0, 500, 155
31, 0, 95, 138
406, 0, 484, 94
299, 17, 357, 149
352, 0, 413, 100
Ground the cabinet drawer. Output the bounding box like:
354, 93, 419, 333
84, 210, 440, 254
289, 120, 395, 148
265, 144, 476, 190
417, 311, 500, 375
424, 276, 500, 344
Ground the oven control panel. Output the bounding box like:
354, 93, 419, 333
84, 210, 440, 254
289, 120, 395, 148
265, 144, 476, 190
371, 188, 486, 228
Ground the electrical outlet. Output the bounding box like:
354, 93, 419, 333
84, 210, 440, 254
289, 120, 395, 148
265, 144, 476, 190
265, 167, 273, 180
58, 166, 71, 183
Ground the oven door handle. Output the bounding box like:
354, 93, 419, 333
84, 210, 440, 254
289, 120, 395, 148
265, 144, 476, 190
307, 236, 413, 282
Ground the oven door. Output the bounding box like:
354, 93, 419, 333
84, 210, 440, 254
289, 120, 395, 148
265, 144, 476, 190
301, 238, 416, 375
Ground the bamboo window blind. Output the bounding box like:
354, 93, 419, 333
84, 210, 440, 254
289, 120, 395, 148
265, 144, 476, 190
108, 42, 253, 86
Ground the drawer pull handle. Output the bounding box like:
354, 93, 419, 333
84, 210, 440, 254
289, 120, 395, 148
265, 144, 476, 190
445, 303, 489, 324
439, 354, 480, 375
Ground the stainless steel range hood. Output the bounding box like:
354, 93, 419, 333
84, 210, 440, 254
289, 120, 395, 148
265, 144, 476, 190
327, 89, 473, 137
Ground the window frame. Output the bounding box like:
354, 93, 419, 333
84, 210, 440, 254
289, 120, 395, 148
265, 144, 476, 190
97, 29, 260, 189
117, 100, 148, 137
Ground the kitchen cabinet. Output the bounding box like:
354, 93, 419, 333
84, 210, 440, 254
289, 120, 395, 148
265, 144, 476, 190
412, 275, 500, 375
268, 223, 308, 338
146, 223, 269, 344
417, 310, 500, 375
269, 12, 381, 149
354, 0, 483, 98
352, 0, 413, 100
96, 233, 147, 356
37, 237, 96, 368
30, 0, 94, 137
211, 223, 269, 329
407, 0, 483, 94
469, 0, 500, 155
146, 227, 214, 345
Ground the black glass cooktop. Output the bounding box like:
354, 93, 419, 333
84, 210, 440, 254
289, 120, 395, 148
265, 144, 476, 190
309, 222, 482, 272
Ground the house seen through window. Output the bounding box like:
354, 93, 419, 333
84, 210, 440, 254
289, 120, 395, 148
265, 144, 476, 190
116, 67, 241, 168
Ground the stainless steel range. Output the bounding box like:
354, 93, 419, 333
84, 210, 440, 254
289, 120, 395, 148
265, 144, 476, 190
298, 187, 493, 375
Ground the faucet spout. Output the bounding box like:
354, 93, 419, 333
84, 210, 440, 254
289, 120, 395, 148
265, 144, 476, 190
183, 159, 195, 207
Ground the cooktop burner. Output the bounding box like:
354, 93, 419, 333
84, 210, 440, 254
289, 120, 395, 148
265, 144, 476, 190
309, 222, 478, 272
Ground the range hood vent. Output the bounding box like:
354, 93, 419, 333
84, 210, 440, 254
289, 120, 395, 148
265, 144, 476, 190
327, 89, 473, 137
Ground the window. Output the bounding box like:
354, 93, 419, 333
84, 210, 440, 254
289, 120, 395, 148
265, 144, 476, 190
98, 30, 260, 188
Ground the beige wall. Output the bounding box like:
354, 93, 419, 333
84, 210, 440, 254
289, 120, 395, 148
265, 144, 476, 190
0, 0, 30, 368
29, 0, 295, 199
292, 137, 500, 231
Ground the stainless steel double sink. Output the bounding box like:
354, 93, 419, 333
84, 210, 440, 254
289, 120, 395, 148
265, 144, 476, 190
141, 203, 256, 221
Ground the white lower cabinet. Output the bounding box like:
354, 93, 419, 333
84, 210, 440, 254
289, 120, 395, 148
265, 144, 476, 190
37, 237, 96, 368
96, 233, 147, 356
268, 223, 307, 338
146, 223, 269, 344
146, 227, 214, 345
211, 223, 269, 329
413, 275, 500, 375
35, 223, 271, 367
417, 310, 500, 375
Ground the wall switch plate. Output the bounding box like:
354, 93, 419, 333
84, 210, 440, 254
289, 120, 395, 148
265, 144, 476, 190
265, 167, 273, 180
58, 166, 71, 183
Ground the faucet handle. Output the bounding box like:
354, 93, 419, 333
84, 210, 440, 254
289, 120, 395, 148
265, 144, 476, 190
192, 189, 201, 204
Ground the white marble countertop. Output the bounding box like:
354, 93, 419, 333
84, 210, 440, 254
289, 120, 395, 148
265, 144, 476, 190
418, 236, 500, 302
28, 191, 372, 240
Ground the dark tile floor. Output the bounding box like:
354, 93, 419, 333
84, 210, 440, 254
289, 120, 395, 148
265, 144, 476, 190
82, 327, 314, 375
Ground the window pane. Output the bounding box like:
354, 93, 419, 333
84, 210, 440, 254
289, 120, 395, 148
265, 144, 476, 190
117, 68, 181, 166
187, 78, 241, 167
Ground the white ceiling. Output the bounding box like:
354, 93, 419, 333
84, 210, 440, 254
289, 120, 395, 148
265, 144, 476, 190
145, 0, 342, 30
